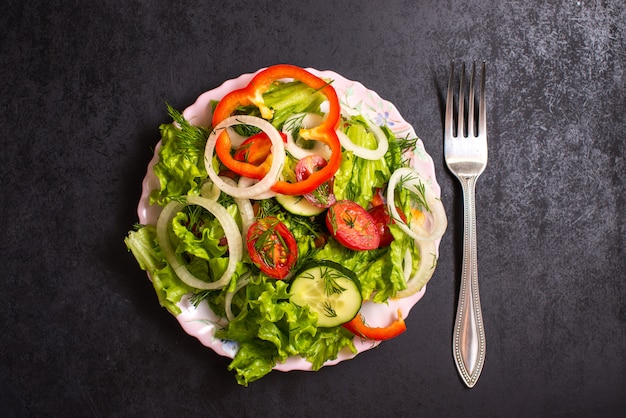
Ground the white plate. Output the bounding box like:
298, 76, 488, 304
137, 68, 443, 372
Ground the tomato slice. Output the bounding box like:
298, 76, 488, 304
246, 216, 298, 279
325, 200, 380, 250
295, 155, 336, 208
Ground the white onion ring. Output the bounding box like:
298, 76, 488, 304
156, 196, 243, 290
395, 239, 438, 299
402, 249, 413, 281
199, 176, 254, 237
283, 113, 332, 160
336, 118, 388, 160
224, 127, 248, 148
217, 176, 256, 239
237, 176, 278, 200
204, 115, 285, 199
386, 167, 447, 242
224, 275, 251, 322
199, 179, 221, 201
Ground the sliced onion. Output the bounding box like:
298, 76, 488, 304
336, 118, 388, 160
237, 176, 277, 200
386, 167, 447, 242
395, 239, 438, 298
224, 274, 251, 321
283, 113, 332, 160
204, 115, 285, 199
218, 176, 255, 238
199, 179, 221, 201
207, 176, 255, 252
156, 196, 243, 290
402, 249, 413, 281
225, 127, 248, 148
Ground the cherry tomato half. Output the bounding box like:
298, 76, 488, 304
325, 200, 380, 251
295, 155, 336, 208
368, 205, 394, 247
246, 216, 298, 279
367, 205, 408, 247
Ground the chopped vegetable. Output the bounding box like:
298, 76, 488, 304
233, 131, 287, 166
289, 261, 362, 328
368, 204, 396, 247
275, 193, 326, 217
295, 155, 336, 208
343, 309, 407, 341
326, 200, 380, 250
246, 216, 298, 279
205, 115, 286, 199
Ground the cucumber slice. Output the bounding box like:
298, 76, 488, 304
275, 194, 325, 216
289, 261, 362, 328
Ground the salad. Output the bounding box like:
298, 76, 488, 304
125, 64, 447, 386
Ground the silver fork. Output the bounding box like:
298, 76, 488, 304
445, 61, 488, 388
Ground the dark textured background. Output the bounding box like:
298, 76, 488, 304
1, 0, 624, 416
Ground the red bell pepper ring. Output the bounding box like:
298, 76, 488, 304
343, 309, 407, 341
211, 64, 342, 195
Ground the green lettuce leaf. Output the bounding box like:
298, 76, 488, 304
312, 231, 415, 303
214, 275, 355, 386
333, 116, 392, 208
150, 106, 209, 206
124, 226, 194, 315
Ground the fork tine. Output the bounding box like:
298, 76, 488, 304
445, 61, 455, 138
457, 62, 466, 138
478, 61, 486, 137
468, 62, 476, 137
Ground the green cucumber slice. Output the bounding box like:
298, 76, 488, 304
275, 194, 325, 216
289, 261, 362, 327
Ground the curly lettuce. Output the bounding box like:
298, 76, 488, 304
214, 275, 356, 386
333, 115, 392, 208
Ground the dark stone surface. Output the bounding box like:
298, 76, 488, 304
1, 0, 623, 416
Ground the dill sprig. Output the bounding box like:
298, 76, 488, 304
397, 172, 430, 213
256, 198, 282, 219
283, 113, 306, 135
309, 183, 333, 206
322, 301, 337, 318
217, 191, 235, 208
165, 103, 210, 159
386, 133, 419, 170
288, 213, 324, 236
319, 266, 347, 297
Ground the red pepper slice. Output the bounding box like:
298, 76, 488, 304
212, 64, 342, 195
343, 309, 407, 341
232, 131, 287, 173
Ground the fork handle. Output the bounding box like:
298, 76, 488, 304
453, 175, 486, 388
